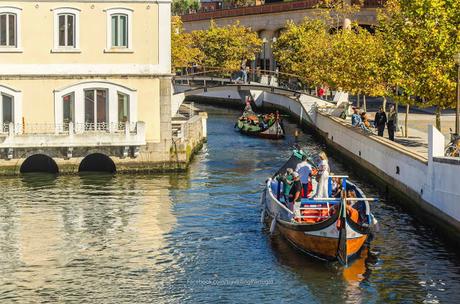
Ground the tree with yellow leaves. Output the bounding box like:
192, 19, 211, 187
171, 16, 204, 72
378, 0, 460, 130
191, 21, 262, 71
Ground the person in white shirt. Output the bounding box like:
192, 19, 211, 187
295, 155, 312, 198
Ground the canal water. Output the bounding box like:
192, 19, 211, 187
1, 106, 459, 303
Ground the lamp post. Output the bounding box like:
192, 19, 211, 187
271, 37, 277, 71
455, 53, 460, 135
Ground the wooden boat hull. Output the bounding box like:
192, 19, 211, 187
265, 212, 368, 260
262, 177, 372, 263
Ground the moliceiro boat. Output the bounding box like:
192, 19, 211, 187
235, 102, 284, 139
261, 150, 378, 265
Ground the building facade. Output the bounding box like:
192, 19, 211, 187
0, 0, 186, 174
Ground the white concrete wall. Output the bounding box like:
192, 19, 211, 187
181, 86, 460, 227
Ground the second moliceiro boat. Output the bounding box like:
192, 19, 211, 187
235, 101, 284, 139
261, 149, 378, 265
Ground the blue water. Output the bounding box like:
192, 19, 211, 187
0, 105, 459, 303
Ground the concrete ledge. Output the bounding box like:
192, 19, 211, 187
434, 157, 460, 165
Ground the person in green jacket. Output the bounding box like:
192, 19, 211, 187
276, 168, 294, 204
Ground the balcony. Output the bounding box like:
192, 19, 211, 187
0, 121, 146, 149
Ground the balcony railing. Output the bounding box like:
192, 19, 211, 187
1, 122, 138, 135
0, 121, 146, 149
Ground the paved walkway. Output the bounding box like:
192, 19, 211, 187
364, 112, 455, 157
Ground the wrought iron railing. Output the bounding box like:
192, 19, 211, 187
0, 122, 138, 135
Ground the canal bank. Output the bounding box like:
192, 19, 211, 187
0, 111, 208, 175
2, 109, 460, 303
184, 91, 460, 244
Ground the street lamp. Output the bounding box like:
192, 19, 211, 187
454, 53, 460, 135
271, 37, 277, 71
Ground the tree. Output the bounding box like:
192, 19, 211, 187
378, 0, 460, 130
272, 19, 331, 88
172, 0, 200, 16
171, 16, 203, 71
191, 21, 262, 70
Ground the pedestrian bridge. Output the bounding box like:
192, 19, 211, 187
172, 70, 347, 123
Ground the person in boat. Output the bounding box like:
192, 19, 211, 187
276, 168, 294, 205
288, 172, 302, 210
345, 190, 360, 223
315, 151, 330, 198
331, 177, 343, 198
295, 154, 312, 198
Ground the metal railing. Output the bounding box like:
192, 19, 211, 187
1, 121, 138, 135
173, 68, 322, 96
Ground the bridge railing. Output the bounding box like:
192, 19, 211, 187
173, 68, 330, 98
180, 0, 386, 22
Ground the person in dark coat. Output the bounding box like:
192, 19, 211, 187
374, 106, 387, 137
387, 105, 397, 141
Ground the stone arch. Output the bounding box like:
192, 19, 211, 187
20, 154, 59, 174
78, 153, 116, 173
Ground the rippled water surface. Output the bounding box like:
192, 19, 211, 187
1, 106, 460, 303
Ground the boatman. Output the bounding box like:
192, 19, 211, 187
289, 172, 302, 211
295, 155, 312, 198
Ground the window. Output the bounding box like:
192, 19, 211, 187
62, 93, 74, 124
54, 81, 136, 132
0, 7, 21, 51
84, 89, 108, 130
58, 14, 75, 47
111, 14, 128, 47
105, 8, 132, 52
52, 8, 80, 52
118, 92, 130, 123
1, 93, 13, 132
0, 13, 16, 46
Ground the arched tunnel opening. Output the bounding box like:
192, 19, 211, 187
20, 154, 59, 174
78, 153, 116, 173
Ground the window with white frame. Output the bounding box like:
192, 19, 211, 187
52, 8, 80, 51
105, 8, 132, 51
0, 85, 22, 133
54, 82, 137, 132
0, 7, 21, 51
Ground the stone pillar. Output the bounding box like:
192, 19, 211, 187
159, 77, 172, 146
259, 30, 275, 71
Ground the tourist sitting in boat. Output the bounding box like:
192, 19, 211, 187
288, 172, 302, 210
315, 152, 330, 198
331, 177, 343, 198
345, 190, 360, 223
276, 168, 294, 205
295, 154, 312, 198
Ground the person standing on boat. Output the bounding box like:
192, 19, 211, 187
288, 172, 302, 210
315, 152, 330, 198
276, 168, 294, 205
295, 155, 312, 198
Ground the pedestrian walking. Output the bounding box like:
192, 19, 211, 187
374, 106, 387, 137
387, 105, 397, 141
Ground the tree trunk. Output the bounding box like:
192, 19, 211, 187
435, 105, 442, 131
363, 95, 367, 112
405, 104, 409, 138
357, 94, 360, 108
395, 100, 399, 134
382, 96, 387, 112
